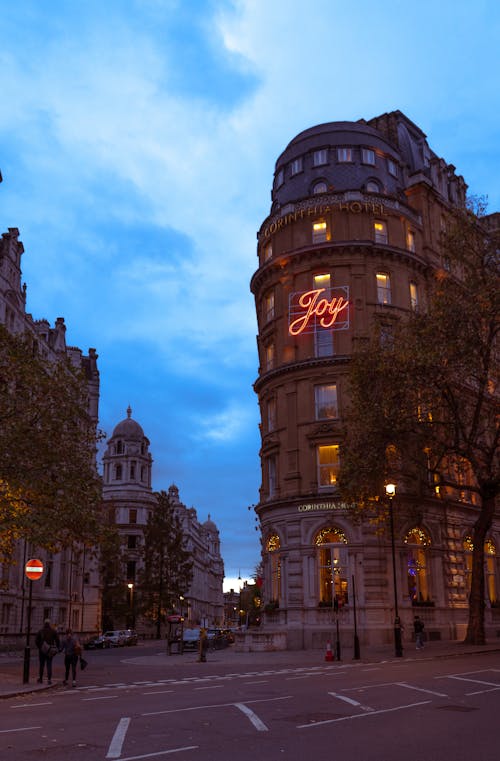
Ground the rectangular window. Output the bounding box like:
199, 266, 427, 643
264, 290, 275, 322
130, 461, 136, 479
407, 229, 416, 252
315, 384, 338, 419
380, 323, 394, 348
374, 220, 388, 244
267, 398, 276, 431
317, 445, 340, 488
268, 456, 277, 497
265, 343, 274, 372
275, 169, 284, 188
126, 560, 136, 582
313, 149, 328, 166
264, 242, 272, 261
312, 220, 328, 243
127, 535, 138, 550
387, 158, 398, 176
313, 273, 333, 356
337, 148, 352, 162
291, 157, 303, 175
362, 148, 375, 165
409, 282, 418, 311
129, 509, 137, 524
376, 272, 391, 305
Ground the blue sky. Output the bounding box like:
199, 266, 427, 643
1, 0, 499, 591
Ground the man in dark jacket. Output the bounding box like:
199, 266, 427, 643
35, 619, 60, 684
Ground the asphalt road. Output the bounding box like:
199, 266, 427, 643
1, 645, 499, 761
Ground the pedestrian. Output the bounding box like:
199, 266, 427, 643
35, 619, 60, 685
61, 628, 82, 686
198, 628, 208, 662
414, 615, 425, 649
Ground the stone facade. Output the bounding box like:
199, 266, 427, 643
251, 111, 500, 650
102, 409, 224, 632
0, 227, 101, 638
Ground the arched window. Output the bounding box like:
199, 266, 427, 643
366, 179, 380, 193
315, 528, 348, 606
312, 181, 328, 195
405, 527, 431, 603
266, 534, 281, 603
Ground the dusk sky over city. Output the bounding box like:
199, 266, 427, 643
1, 0, 499, 591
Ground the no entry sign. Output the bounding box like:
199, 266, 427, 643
25, 558, 44, 581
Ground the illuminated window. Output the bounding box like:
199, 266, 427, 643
337, 148, 352, 162
362, 148, 375, 165
410, 282, 418, 311
266, 534, 281, 602
407, 229, 416, 252
312, 181, 328, 195
265, 343, 274, 372
387, 158, 398, 176
291, 157, 303, 175
405, 527, 431, 603
313, 149, 328, 166
315, 528, 348, 606
267, 397, 276, 431
485, 539, 497, 604
317, 445, 340, 488
315, 384, 338, 419
374, 220, 388, 244
376, 272, 391, 304
264, 290, 275, 322
366, 180, 380, 193
312, 220, 328, 243
312, 273, 333, 356
264, 242, 272, 261
275, 169, 284, 188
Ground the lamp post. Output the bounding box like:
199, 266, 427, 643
385, 483, 403, 657
127, 582, 135, 629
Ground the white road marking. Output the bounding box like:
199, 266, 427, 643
328, 692, 374, 711
466, 686, 500, 696
118, 747, 198, 760
83, 695, 119, 701
106, 717, 131, 759
142, 695, 292, 717
0, 726, 42, 733
11, 702, 52, 709
395, 682, 448, 697
297, 701, 431, 728
234, 703, 268, 732
194, 685, 224, 691
446, 676, 500, 687
142, 690, 175, 695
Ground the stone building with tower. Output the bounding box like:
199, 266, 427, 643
102, 408, 225, 633
0, 226, 101, 637
250, 110, 499, 650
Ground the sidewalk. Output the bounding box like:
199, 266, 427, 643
2, 638, 500, 700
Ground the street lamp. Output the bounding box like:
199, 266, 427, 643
385, 483, 403, 657
127, 582, 135, 629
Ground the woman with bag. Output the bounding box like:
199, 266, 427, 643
61, 628, 81, 687
35, 619, 60, 685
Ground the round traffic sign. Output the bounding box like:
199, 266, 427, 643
25, 558, 44, 580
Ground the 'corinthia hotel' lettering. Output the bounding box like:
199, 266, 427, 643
289, 288, 350, 336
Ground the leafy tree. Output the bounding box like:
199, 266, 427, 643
0, 324, 104, 557
99, 515, 129, 631
137, 490, 193, 638
339, 200, 499, 645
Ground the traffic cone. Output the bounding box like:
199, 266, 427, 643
325, 640, 334, 662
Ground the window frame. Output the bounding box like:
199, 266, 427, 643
313, 148, 328, 167
317, 444, 340, 489
290, 157, 303, 176
374, 220, 388, 244
337, 147, 353, 163
376, 272, 392, 305
315, 384, 338, 420
362, 148, 375, 165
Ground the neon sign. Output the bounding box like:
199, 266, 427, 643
289, 287, 350, 336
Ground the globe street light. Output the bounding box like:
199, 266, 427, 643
127, 582, 135, 629
385, 483, 403, 657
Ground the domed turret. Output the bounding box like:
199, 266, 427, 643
102, 406, 153, 492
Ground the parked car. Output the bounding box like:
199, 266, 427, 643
182, 628, 200, 651
103, 630, 127, 647
123, 629, 138, 645
84, 634, 110, 650
207, 628, 229, 649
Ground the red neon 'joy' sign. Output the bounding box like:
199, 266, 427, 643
289, 287, 350, 336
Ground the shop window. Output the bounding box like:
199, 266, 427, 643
317, 444, 340, 489
315, 528, 348, 606
315, 384, 338, 419
337, 148, 352, 163
405, 527, 431, 603
376, 272, 391, 305
312, 220, 328, 243
313, 149, 328, 166
374, 220, 388, 244
362, 148, 376, 165
266, 534, 281, 602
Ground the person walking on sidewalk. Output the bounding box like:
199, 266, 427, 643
61, 628, 81, 686
414, 615, 425, 650
35, 619, 60, 685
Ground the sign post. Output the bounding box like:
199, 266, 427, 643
23, 559, 44, 684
